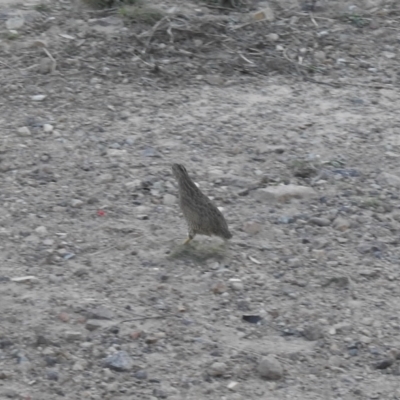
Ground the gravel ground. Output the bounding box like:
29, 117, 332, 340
1, 0, 400, 399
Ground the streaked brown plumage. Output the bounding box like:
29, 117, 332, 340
172, 164, 232, 244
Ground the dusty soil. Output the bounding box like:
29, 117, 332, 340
1, 0, 400, 399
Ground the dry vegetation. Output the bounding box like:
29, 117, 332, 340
0, 0, 400, 399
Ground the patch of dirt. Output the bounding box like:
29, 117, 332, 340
1, 0, 400, 399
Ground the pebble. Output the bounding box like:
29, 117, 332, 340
31, 94, 47, 101
11, 276, 38, 284
87, 306, 114, 320
70, 199, 84, 208
108, 149, 127, 157
105, 382, 119, 393
65, 331, 83, 341
211, 281, 227, 294
347, 346, 359, 357
287, 257, 302, 268
39, 58, 53, 74
374, 358, 393, 369
72, 360, 87, 371
229, 279, 244, 291
227, 381, 239, 390
85, 319, 108, 331
311, 249, 325, 259
0, 371, 9, 379
17, 353, 31, 371
58, 312, 70, 322
203, 74, 223, 86
46, 368, 59, 381
243, 221, 262, 235
35, 226, 48, 237
359, 335, 372, 344
142, 147, 159, 157
125, 180, 142, 190
380, 172, 400, 188
266, 33, 279, 42
6, 17, 24, 30
87, 196, 99, 204
120, 110, 131, 120
209, 362, 227, 377
308, 217, 330, 227
17, 126, 31, 137
323, 276, 350, 288
135, 370, 148, 379
303, 324, 324, 341
254, 185, 317, 202
258, 356, 283, 380
145, 335, 160, 344
163, 193, 176, 205
329, 355, 344, 368
314, 50, 326, 63
153, 389, 168, 399
383, 51, 396, 59
103, 351, 133, 371
362, 317, 374, 326
130, 331, 143, 340
125, 136, 136, 145
332, 217, 351, 231
43, 124, 54, 133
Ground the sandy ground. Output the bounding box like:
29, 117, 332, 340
1, 0, 400, 399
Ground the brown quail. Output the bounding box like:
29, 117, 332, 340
172, 163, 232, 245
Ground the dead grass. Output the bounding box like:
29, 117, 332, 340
118, 5, 165, 23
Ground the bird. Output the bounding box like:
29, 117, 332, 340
172, 163, 232, 245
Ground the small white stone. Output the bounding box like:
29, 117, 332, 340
43, 124, 54, 133
266, 33, 279, 42
17, 126, 31, 137
31, 94, 47, 101
227, 381, 239, 390
35, 226, 48, 237
209, 362, 227, 377
229, 279, 244, 291
70, 199, 84, 208
258, 356, 283, 380
11, 276, 38, 283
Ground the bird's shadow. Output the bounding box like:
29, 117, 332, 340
167, 240, 229, 264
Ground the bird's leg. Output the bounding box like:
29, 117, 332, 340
183, 231, 195, 245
